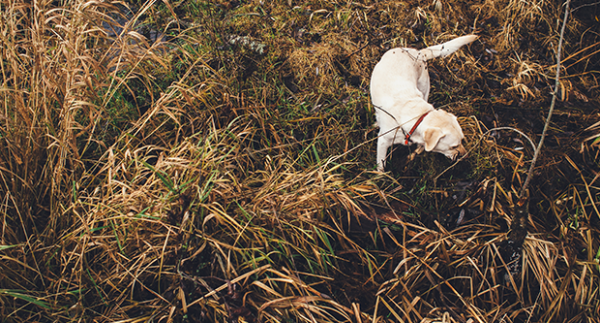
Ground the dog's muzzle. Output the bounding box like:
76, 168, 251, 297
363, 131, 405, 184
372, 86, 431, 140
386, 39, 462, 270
449, 145, 467, 160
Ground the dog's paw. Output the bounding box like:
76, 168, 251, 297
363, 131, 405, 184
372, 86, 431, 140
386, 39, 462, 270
408, 152, 416, 161
407, 145, 425, 161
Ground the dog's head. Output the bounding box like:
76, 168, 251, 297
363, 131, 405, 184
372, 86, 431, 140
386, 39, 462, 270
421, 110, 466, 160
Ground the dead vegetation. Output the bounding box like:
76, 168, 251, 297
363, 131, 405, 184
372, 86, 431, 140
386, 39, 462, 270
0, 0, 599, 322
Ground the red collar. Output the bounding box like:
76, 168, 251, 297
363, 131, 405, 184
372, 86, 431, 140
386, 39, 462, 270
404, 111, 430, 145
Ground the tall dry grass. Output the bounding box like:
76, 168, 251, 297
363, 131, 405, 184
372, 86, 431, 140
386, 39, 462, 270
0, 0, 170, 319
0, 0, 598, 322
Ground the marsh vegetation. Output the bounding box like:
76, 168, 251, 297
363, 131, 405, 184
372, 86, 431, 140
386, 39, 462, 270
0, 0, 599, 322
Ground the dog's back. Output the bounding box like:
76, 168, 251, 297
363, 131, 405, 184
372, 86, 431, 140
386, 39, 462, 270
371, 35, 478, 106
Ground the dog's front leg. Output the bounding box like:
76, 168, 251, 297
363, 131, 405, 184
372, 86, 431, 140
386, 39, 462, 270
376, 135, 393, 172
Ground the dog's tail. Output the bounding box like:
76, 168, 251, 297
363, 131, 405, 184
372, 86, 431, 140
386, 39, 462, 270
420, 35, 478, 61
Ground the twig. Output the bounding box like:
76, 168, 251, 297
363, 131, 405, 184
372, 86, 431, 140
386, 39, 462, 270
519, 0, 570, 199
503, 0, 572, 279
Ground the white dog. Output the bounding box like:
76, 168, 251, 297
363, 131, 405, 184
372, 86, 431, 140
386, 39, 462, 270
370, 35, 477, 171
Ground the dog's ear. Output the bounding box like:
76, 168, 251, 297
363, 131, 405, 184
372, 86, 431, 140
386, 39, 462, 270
423, 127, 445, 151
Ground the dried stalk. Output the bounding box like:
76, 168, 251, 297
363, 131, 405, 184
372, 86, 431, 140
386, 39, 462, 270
519, 0, 571, 199
507, 0, 571, 280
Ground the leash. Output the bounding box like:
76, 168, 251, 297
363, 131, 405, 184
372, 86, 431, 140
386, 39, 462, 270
372, 105, 431, 145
